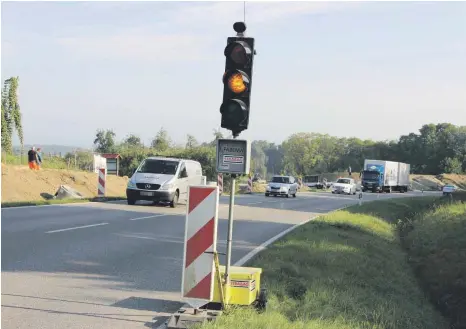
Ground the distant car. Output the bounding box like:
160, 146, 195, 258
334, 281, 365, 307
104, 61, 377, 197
265, 175, 299, 198
331, 178, 357, 195
442, 184, 457, 195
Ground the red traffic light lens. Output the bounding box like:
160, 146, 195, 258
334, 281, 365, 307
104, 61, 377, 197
225, 41, 251, 65
230, 45, 247, 65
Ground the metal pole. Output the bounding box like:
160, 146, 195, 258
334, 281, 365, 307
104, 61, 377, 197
224, 173, 236, 305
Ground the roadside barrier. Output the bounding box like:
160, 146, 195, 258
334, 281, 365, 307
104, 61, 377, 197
181, 185, 219, 308
217, 174, 223, 195
98, 168, 106, 196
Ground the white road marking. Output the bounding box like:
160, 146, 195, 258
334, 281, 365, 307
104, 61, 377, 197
114, 233, 183, 244
128, 214, 175, 221
246, 201, 263, 205
45, 222, 109, 234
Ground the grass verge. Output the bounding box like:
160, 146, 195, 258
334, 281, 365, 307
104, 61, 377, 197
198, 193, 466, 329
399, 193, 466, 329
1, 196, 126, 208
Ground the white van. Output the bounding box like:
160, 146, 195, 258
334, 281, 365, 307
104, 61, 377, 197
126, 156, 203, 207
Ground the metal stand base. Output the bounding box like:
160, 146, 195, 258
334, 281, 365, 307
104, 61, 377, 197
165, 307, 223, 329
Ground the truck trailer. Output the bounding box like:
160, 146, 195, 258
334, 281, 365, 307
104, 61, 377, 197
360, 159, 410, 193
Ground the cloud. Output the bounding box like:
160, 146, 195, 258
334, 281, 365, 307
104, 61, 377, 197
57, 31, 211, 62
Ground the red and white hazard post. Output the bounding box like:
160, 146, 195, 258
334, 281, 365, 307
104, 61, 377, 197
97, 168, 106, 196
217, 173, 223, 194
181, 185, 219, 308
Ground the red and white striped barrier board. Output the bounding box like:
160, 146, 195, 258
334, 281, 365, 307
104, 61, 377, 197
247, 175, 252, 193
98, 168, 106, 196
217, 173, 223, 194
181, 185, 219, 308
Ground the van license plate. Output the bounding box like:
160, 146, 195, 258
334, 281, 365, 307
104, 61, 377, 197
141, 191, 154, 196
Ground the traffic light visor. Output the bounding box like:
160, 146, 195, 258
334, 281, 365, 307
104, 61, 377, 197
225, 41, 251, 65
223, 70, 249, 94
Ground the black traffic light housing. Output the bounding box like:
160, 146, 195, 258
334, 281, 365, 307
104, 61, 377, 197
220, 22, 255, 137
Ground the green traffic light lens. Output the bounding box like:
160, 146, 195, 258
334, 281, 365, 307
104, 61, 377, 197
220, 99, 246, 114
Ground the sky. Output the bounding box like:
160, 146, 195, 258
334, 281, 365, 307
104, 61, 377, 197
2, 1, 466, 149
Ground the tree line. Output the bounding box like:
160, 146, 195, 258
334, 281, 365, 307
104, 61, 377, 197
92, 123, 466, 181
2, 77, 464, 178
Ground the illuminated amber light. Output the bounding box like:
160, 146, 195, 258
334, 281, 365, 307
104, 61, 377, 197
228, 73, 246, 93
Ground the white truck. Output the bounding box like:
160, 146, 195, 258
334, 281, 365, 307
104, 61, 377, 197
360, 159, 410, 193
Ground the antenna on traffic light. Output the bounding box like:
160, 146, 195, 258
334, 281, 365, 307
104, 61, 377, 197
219, 22, 256, 138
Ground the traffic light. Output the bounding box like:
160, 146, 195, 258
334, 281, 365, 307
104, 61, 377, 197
220, 22, 255, 137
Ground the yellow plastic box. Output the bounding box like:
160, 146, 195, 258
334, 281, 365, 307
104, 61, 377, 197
212, 265, 262, 306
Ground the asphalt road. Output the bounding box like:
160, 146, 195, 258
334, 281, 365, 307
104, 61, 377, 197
1, 190, 438, 329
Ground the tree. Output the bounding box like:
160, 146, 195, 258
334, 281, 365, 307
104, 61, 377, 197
151, 127, 171, 151
1, 77, 24, 154
186, 134, 198, 149
281, 133, 321, 176
122, 134, 143, 148
440, 157, 463, 174
93, 129, 117, 153
205, 128, 225, 147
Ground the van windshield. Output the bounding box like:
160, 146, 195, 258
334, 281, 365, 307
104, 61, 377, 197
137, 159, 179, 175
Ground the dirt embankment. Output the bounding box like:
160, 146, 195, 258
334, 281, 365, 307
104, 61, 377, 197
1, 164, 129, 203
410, 174, 466, 190
2, 164, 465, 203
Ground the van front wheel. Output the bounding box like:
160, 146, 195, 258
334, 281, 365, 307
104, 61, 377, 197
170, 191, 179, 208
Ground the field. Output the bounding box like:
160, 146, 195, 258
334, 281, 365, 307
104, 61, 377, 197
198, 192, 466, 329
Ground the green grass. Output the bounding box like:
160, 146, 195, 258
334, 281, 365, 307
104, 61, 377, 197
2, 154, 73, 170
197, 193, 466, 329
1, 196, 126, 208
399, 194, 466, 329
